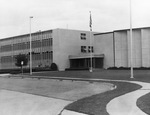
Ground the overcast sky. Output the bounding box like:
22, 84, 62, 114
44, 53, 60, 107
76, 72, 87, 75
0, 0, 150, 38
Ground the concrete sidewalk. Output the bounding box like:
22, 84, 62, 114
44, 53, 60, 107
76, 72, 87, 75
107, 81, 150, 115
0, 76, 113, 115
0, 90, 71, 115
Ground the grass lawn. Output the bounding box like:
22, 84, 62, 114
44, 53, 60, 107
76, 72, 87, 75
137, 92, 150, 115
30, 70, 150, 114
32, 70, 150, 82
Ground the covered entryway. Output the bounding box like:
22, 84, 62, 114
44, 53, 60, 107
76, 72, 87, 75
69, 54, 104, 69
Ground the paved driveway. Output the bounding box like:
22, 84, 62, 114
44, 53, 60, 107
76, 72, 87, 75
0, 77, 113, 115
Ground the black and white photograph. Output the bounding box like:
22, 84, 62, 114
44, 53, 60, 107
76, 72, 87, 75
0, 0, 150, 115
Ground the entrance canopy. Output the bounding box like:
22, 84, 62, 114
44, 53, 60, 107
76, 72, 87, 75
69, 54, 104, 69
69, 54, 104, 59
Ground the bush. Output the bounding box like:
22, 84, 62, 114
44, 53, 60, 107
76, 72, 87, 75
50, 63, 58, 71
108, 67, 130, 70
108, 67, 150, 70
65, 67, 89, 71
10, 70, 21, 74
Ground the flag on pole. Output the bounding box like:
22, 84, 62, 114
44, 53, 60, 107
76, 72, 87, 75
89, 11, 92, 31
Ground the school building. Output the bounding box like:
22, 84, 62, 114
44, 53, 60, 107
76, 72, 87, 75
95, 27, 150, 69
0, 27, 150, 71
0, 29, 98, 71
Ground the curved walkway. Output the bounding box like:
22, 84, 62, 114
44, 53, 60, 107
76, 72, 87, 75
107, 81, 150, 115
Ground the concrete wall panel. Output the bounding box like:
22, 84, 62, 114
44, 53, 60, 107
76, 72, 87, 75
94, 33, 114, 69
114, 31, 128, 67
141, 29, 150, 67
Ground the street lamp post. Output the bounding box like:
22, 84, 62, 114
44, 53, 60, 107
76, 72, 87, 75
130, 0, 134, 78
29, 16, 33, 75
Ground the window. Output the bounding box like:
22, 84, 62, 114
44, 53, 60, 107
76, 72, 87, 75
26, 42, 30, 49
50, 38, 53, 46
81, 33, 86, 40
32, 40, 41, 48
1, 56, 12, 63
21, 42, 26, 50
81, 46, 86, 53
42, 39, 48, 47
32, 52, 41, 60
13, 42, 26, 50
88, 46, 94, 53
1, 45, 12, 52
42, 38, 52, 47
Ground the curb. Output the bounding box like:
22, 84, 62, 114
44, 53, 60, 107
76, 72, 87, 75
61, 109, 88, 115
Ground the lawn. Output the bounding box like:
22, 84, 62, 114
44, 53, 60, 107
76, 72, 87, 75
137, 91, 150, 115
32, 70, 150, 82
30, 70, 150, 115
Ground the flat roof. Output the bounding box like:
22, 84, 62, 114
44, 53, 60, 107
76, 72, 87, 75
94, 32, 113, 36
0, 30, 53, 41
94, 26, 150, 36
0, 28, 99, 41
114, 26, 150, 32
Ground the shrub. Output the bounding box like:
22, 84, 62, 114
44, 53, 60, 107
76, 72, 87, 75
50, 63, 58, 71
108, 67, 150, 70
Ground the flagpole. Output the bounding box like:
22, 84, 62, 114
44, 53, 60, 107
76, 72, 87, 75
89, 11, 93, 72
130, 0, 134, 78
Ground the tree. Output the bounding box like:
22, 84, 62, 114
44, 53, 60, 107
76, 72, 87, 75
15, 54, 28, 74
50, 63, 58, 71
